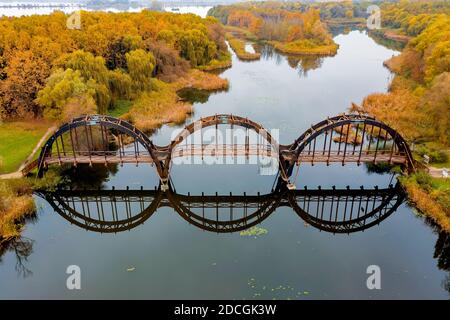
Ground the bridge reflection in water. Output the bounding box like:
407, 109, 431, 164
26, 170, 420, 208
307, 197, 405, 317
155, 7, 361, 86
38, 182, 405, 234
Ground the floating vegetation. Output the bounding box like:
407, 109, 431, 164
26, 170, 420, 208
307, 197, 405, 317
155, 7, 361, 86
240, 226, 268, 237
246, 277, 311, 300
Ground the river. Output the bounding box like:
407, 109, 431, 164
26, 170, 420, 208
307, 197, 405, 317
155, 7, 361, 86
0, 6, 448, 299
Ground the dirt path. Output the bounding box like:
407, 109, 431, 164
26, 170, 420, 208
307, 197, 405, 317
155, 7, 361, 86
428, 166, 448, 178
0, 126, 56, 180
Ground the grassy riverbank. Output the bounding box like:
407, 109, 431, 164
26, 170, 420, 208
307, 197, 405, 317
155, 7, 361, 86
0, 122, 49, 174
0, 170, 62, 241
198, 51, 232, 71
400, 173, 450, 233
0, 179, 35, 241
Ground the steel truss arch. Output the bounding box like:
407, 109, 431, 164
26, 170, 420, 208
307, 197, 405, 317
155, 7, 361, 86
36, 115, 164, 179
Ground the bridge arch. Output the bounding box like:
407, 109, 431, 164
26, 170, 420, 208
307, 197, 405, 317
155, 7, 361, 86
36, 115, 165, 180
166, 114, 289, 181
284, 114, 415, 179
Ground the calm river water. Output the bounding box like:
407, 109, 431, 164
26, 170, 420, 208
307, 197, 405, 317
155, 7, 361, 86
0, 6, 449, 299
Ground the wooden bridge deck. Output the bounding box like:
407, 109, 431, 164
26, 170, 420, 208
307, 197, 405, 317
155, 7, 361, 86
42, 146, 408, 166
296, 151, 408, 164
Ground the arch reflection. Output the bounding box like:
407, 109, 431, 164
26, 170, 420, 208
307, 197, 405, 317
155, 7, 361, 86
38, 182, 405, 234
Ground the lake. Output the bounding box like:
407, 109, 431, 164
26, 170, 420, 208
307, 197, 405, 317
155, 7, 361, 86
0, 6, 448, 299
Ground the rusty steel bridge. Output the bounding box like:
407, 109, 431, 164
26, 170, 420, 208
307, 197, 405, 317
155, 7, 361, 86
37, 113, 415, 189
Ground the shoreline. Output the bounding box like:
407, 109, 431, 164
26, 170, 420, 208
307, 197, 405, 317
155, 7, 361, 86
226, 35, 261, 61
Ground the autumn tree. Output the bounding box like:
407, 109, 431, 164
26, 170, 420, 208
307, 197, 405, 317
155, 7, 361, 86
104, 35, 143, 70
146, 41, 189, 82
0, 51, 50, 120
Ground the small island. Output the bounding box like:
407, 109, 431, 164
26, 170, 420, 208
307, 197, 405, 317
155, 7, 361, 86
208, 3, 339, 56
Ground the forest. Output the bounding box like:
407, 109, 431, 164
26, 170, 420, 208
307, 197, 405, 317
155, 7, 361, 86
0, 10, 230, 126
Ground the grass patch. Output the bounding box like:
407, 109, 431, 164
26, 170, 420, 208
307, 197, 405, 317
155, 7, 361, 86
108, 100, 133, 118
269, 39, 339, 56
240, 226, 268, 238
0, 178, 35, 241
431, 162, 450, 169
224, 25, 258, 41
177, 69, 229, 91
431, 177, 450, 190
0, 121, 49, 174
122, 80, 193, 132
325, 18, 366, 27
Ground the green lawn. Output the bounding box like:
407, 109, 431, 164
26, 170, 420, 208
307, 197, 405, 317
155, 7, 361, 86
0, 122, 48, 174
108, 100, 133, 118
430, 162, 450, 169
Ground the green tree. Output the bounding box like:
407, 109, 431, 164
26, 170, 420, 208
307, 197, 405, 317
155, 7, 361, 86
178, 30, 216, 67
108, 69, 132, 101
60, 50, 109, 86
35, 68, 96, 120
125, 49, 155, 92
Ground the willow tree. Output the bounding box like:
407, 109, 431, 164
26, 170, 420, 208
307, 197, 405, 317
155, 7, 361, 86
178, 30, 217, 67
125, 49, 155, 92
60, 50, 110, 86
36, 68, 97, 120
